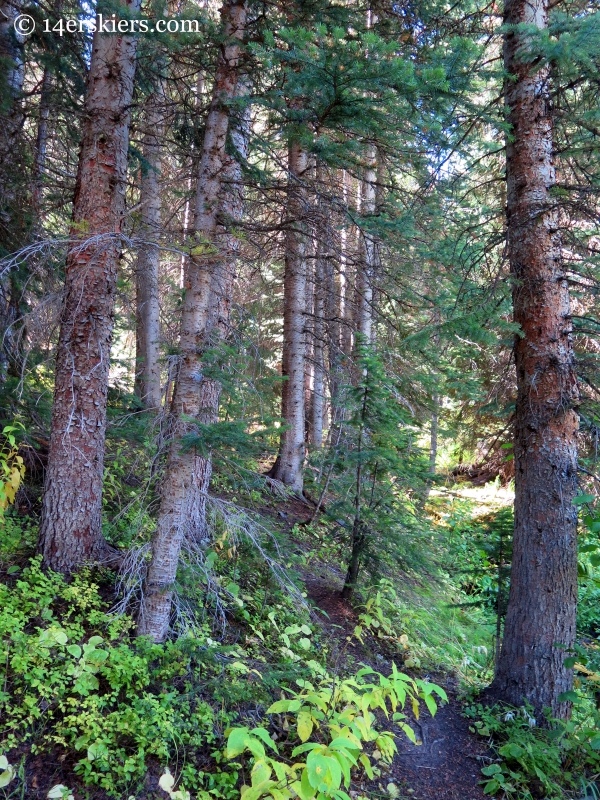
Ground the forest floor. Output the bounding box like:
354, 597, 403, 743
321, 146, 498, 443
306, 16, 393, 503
9, 492, 496, 800
304, 576, 490, 800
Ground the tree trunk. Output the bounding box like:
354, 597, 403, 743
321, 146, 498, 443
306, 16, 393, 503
0, 0, 25, 232
0, 0, 25, 379
38, 0, 141, 573
137, 0, 247, 642
271, 140, 308, 492
325, 181, 343, 430
134, 87, 165, 409
187, 88, 250, 543
311, 253, 325, 448
304, 242, 314, 444
339, 171, 353, 360
342, 382, 368, 601
357, 145, 377, 345
311, 170, 327, 448
491, 0, 579, 720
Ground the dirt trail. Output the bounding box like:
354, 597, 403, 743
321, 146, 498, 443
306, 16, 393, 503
305, 578, 489, 800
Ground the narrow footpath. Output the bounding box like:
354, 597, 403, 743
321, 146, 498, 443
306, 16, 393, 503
305, 578, 489, 800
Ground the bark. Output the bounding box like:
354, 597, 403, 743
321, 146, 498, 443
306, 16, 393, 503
311, 244, 325, 448
38, 1, 142, 573
311, 167, 327, 447
304, 245, 314, 443
0, 0, 25, 379
491, 0, 579, 720
187, 91, 250, 543
271, 139, 308, 492
339, 171, 353, 360
137, 0, 247, 642
134, 87, 165, 409
325, 179, 343, 429
0, 0, 24, 221
341, 382, 368, 601
357, 145, 377, 345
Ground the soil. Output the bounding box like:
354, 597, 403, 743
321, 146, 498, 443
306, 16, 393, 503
305, 578, 490, 800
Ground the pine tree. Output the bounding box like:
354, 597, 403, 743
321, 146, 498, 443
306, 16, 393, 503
38, 0, 142, 572
491, 0, 580, 719
138, 0, 248, 642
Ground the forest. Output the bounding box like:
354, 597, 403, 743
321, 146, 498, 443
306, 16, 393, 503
0, 0, 599, 796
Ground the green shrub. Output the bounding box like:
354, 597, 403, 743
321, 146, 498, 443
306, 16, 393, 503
0, 558, 228, 797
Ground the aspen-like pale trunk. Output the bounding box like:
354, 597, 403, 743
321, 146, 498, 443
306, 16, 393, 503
339, 171, 353, 360
271, 140, 308, 492
134, 88, 165, 409
137, 0, 247, 642
311, 249, 325, 448
187, 90, 250, 543
325, 250, 342, 431
304, 249, 314, 443
491, 0, 579, 720
325, 175, 344, 427
311, 166, 327, 448
38, 1, 141, 573
357, 145, 377, 345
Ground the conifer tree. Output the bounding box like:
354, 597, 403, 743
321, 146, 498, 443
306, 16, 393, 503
270, 138, 309, 492
38, 0, 142, 572
138, 0, 248, 641
134, 84, 167, 410
491, 0, 580, 719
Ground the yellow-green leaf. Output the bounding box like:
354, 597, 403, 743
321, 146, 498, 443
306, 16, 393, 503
297, 711, 313, 743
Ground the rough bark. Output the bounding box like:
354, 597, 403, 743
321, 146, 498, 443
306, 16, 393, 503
491, 0, 579, 720
134, 87, 165, 409
187, 92, 250, 543
271, 140, 308, 492
137, 0, 247, 642
38, 1, 141, 573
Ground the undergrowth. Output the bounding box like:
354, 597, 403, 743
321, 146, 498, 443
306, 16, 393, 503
4, 475, 600, 800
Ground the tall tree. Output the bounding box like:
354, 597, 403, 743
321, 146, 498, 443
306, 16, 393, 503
138, 0, 248, 642
134, 86, 166, 410
187, 86, 250, 542
38, 0, 142, 572
357, 146, 377, 345
270, 138, 308, 492
491, 0, 579, 719
311, 235, 326, 448
0, 0, 26, 379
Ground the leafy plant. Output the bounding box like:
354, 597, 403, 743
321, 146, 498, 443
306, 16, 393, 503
0, 559, 228, 797
465, 699, 600, 798
0, 754, 15, 789
225, 665, 447, 800
0, 424, 24, 519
